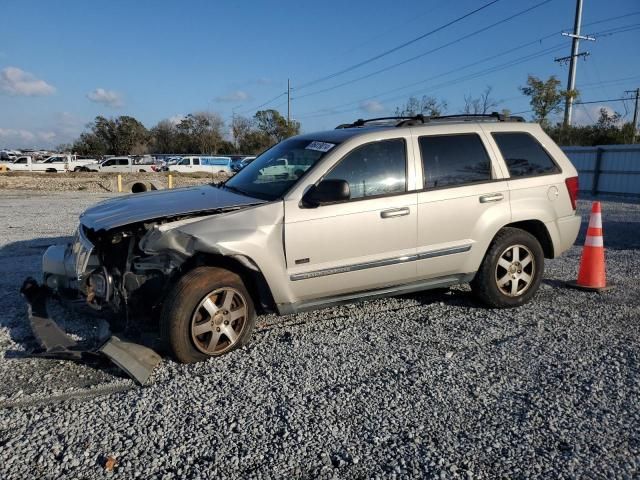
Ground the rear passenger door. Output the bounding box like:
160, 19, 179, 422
414, 128, 511, 279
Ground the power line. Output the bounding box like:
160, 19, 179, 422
238, 10, 640, 117
236, 91, 287, 115
297, 40, 566, 119
296, 22, 636, 120
293, 0, 554, 101
575, 97, 637, 105
295, 0, 502, 91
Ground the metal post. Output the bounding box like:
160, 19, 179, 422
287, 78, 291, 125
592, 147, 603, 195
627, 88, 639, 144
563, 0, 584, 128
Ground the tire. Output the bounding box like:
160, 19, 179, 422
470, 227, 544, 308
160, 266, 256, 363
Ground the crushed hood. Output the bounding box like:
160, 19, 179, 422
80, 185, 264, 231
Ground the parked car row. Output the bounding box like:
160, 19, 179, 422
0, 155, 98, 172
0, 153, 258, 175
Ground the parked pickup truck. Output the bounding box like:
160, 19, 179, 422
167, 156, 233, 174
89, 156, 156, 173
3, 155, 98, 172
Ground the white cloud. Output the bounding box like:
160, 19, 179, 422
215, 90, 250, 102
168, 114, 186, 126
0, 128, 61, 144
0, 67, 55, 96
253, 78, 273, 86
572, 104, 616, 126
86, 88, 124, 107
360, 100, 385, 113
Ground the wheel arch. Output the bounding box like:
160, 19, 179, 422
502, 219, 554, 258
177, 252, 277, 314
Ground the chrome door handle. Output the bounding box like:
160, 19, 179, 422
479, 193, 504, 203
380, 207, 410, 218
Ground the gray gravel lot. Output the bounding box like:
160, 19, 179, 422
0, 190, 638, 479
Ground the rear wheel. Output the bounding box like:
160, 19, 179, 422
160, 267, 256, 363
471, 227, 543, 308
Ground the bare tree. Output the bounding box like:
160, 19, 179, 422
464, 86, 500, 114
395, 95, 447, 117
231, 115, 254, 150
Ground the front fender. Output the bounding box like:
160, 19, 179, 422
140, 201, 294, 304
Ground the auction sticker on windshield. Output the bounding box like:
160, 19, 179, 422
305, 141, 335, 152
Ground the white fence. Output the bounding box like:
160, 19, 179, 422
562, 145, 640, 197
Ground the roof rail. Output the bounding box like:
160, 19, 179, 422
430, 112, 525, 123
335, 115, 426, 129
335, 111, 524, 129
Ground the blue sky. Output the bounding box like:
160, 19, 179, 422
1, 0, 639, 148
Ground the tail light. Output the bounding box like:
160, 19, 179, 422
565, 176, 579, 210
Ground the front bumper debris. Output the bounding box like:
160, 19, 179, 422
20, 278, 161, 385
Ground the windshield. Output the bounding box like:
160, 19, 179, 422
225, 138, 338, 200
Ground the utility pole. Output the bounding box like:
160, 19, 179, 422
287, 78, 291, 125
555, 0, 595, 127
625, 88, 640, 144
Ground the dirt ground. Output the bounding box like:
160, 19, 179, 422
0, 171, 229, 193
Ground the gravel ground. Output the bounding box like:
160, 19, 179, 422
0, 190, 638, 479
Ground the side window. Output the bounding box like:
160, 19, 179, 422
103, 160, 114, 166
193, 158, 200, 165
16, 158, 27, 164
492, 132, 559, 177
419, 134, 492, 189
118, 159, 129, 166
324, 139, 406, 200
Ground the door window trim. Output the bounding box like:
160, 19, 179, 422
490, 131, 563, 180
416, 132, 498, 192
314, 137, 410, 205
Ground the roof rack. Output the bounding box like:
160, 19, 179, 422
335, 111, 525, 129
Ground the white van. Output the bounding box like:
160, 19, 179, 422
168, 156, 233, 174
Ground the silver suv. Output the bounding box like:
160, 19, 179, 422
42, 113, 581, 363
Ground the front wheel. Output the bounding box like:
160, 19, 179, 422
471, 227, 544, 308
160, 267, 256, 363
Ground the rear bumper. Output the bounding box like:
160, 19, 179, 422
548, 214, 582, 257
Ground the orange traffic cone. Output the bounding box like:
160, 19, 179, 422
567, 201, 613, 292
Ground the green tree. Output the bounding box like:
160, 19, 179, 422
520, 75, 577, 127
150, 119, 177, 154
545, 108, 635, 146
254, 109, 300, 143
174, 112, 226, 154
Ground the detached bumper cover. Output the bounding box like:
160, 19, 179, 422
20, 278, 161, 385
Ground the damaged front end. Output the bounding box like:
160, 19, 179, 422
20, 278, 161, 385
28, 185, 270, 381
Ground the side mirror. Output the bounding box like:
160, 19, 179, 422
302, 179, 350, 207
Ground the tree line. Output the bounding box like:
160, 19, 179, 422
59, 75, 637, 156
60, 109, 301, 157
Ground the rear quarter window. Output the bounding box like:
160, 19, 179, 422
492, 132, 560, 178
